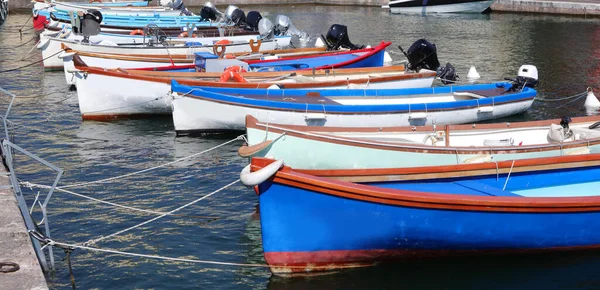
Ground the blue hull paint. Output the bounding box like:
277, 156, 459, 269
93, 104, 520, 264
39, 10, 218, 28
248, 49, 385, 71
171, 81, 536, 114
258, 165, 600, 266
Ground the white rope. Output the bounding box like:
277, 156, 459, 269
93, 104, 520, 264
49, 240, 272, 268
20, 181, 166, 215
61, 135, 244, 189
503, 160, 516, 191
85, 179, 240, 246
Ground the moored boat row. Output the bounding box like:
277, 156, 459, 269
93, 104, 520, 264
28, 0, 600, 279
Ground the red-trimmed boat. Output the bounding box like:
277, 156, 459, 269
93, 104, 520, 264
247, 154, 600, 275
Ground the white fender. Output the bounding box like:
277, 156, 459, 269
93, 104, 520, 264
240, 159, 284, 187
384, 51, 393, 63
467, 66, 480, 81
584, 88, 600, 109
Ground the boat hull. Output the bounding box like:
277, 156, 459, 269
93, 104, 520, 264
75, 72, 172, 119
259, 180, 600, 274
389, 0, 494, 13
171, 83, 535, 134
244, 119, 600, 170
254, 156, 600, 274
75, 68, 434, 119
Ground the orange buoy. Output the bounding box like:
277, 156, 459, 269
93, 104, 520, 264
178, 31, 197, 38
219, 71, 248, 83
214, 39, 231, 45
224, 65, 247, 73
129, 29, 145, 36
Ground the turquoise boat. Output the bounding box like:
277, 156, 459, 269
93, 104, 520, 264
239, 115, 600, 169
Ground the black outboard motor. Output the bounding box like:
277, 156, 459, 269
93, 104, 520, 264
244, 11, 262, 31
402, 39, 440, 71
199, 2, 223, 21
224, 5, 245, 26
437, 62, 459, 85
321, 24, 364, 51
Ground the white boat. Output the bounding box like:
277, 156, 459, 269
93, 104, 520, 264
385, 0, 494, 14
0, 0, 8, 25
39, 31, 290, 70
73, 63, 436, 120
169, 71, 537, 134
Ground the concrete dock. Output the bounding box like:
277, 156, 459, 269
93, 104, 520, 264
0, 165, 48, 290
491, 0, 600, 16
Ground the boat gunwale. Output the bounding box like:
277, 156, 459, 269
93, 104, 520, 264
245, 114, 600, 155
251, 155, 600, 212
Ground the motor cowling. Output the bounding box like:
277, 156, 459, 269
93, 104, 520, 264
437, 62, 459, 85
244, 11, 262, 31
404, 39, 440, 71
200, 2, 222, 21
258, 18, 274, 39
274, 15, 308, 41
224, 5, 245, 26
321, 24, 364, 50
507, 65, 539, 92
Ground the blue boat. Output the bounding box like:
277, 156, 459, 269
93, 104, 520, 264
247, 154, 600, 275
38, 8, 221, 29
171, 75, 537, 133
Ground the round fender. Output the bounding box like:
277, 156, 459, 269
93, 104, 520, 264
240, 159, 284, 187
57, 51, 76, 59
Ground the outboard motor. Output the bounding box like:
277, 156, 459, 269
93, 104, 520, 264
224, 5, 245, 26
258, 18, 274, 39
200, 2, 223, 22
244, 11, 262, 31
274, 15, 308, 41
401, 39, 440, 71
437, 62, 459, 85
167, 0, 191, 16
506, 65, 539, 92
321, 24, 364, 51
70, 9, 102, 42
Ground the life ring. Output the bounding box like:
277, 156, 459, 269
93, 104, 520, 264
178, 31, 197, 38
129, 29, 145, 36
219, 71, 247, 83
215, 39, 231, 46
89, 0, 102, 3
224, 65, 247, 73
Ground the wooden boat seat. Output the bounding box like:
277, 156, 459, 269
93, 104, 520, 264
453, 180, 522, 197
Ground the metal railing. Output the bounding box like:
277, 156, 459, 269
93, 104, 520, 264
0, 87, 63, 272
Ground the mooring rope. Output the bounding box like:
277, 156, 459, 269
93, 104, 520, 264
0, 49, 65, 74
84, 179, 240, 246
34, 235, 366, 271
59, 135, 244, 189
534, 91, 587, 102
13, 36, 37, 49
20, 181, 167, 215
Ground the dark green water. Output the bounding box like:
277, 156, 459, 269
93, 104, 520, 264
1, 5, 600, 289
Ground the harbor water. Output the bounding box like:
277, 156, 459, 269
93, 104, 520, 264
1, 5, 600, 289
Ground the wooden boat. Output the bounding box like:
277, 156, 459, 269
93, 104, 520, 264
60, 40, 387, 74
384, 0, 494, 14
247, 154, 600, 275
170, 79, 536, 135
40, 34, 290, 70
73, 61, 437, 120
240, 114, 600, 169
